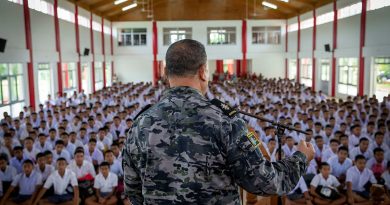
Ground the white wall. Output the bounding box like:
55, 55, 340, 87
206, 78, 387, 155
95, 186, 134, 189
0, 1, 113, 109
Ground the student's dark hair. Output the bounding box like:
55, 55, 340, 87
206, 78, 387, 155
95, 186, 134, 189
355, 154, 366, 162
13, 146, 23, 151
36, 152, 45, 159
0, 154, 8, 162
3, 132, 11, 138
329, 139, 340, 144
104, 149, 114, 156
23, 159, 34, 165
74, 149, 84, 156
24, 137, 34, 142
374, 132, 384, 138
268, 138, 276, 143
314, 136, 323, 140
56, 157, 67, 163
100, 161, 110, 168
165, 39, 207, 77
338, 146, 349, 153
387, 161, 390, 168
319, 162, 330, 169
373, 147, 384, 154
43, 150, 52, 156
89, 138, 97, 144
359, 137, 369, 144
55, 140, 65, 146
286, 136, 293, 140
38, 133, 47, 138
49, 128, 56, 132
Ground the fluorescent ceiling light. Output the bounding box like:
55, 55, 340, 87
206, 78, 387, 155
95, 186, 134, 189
262, 1, 277, 9
114, 0, 128, 5
122, 3, 138, 11
279, 0, 289, 2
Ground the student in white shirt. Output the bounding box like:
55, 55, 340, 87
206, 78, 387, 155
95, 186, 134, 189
346, 155, 377, 205
84, 139, 104, 167
0, 154, 17, 191
104, 150, 123, 178
350, 138, 373, 161
313, 136, 327, 162
282, 136, 297, 157
286, 176, 313, 205
309, 162, 346, 205
370, 132, 389, 151
67, 149, 96, 179
321, 139, 339, 162
23, 137, 39, 162
32, 158, 79, 205
34, 133, 53, 153
327, 146, 352, 184
382, 161, 390, 191
366, 148, 386, 181
85, 162, 118, 205
35, 152, 55, 182
0, 160, 42, 205
52, 140, 71, 163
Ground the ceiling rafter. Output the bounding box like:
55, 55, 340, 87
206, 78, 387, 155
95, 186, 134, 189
90, 0, 115, 11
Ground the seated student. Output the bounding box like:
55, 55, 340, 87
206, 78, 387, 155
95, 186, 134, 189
104, 150, 123, 178
32, 158, 79, 205
309, 162, 346, 205
23, 137, 39, 162
314, 136, 327, 162
366, 148, 386, 181
350, 138, 373, 161
43, 150, 54, 167
382, 161, 390, 191
34, 133, 53, 153
35, 153, 55, 182
0, 133, 14, 160
0, 159, 42, 205
370, 132, 389, 151
0, 154, 17, 194
52, 140, 71, 163
67, 149, 96, 179
321, 139, 340, 162
10, 146, 27, 174
84, 139, 104, 167
60, 132, 76, 158
68, 132, 83, 149
85, 162, 118, 205
282, 136, 297, 157
339, 134, 349, 149
346, 155, 377, 205
327, 146, 353, 185
110, 142, 122, 162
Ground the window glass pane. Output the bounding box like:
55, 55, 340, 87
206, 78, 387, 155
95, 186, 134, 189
9, 64, 22, 75
2, 79, 10, 104
17, 75, 24, 101
0, 64, 8, 76
10, 77, 18, 102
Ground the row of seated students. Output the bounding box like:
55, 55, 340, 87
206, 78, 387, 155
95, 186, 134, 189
1, 75, 390, 205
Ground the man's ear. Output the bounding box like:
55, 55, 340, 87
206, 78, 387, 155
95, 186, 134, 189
198, 65, 207, 82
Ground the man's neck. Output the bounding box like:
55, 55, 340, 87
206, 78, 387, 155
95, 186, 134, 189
168, 78, 203, 94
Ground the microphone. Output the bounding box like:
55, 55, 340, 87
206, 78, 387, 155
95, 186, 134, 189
210, 98, 309, 135
133, 104, 153, 120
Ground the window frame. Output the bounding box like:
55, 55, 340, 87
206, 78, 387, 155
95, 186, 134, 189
118, 28, 147, 47
252, 26, 281, 45
0, 63, 25, 117
163, 27, 192, 46
207, 27, 237, 45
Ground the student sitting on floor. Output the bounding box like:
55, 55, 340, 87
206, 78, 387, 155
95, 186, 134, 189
366, 147, 386, 181
0, 159, 42, 205
0, 154, 17, 193
32, 158, 79, 205
286, 175, 313, 205
309, 162, 346, 205
85, 162, 118, 205
35, 152, 55, 182
346, 155, 377, 205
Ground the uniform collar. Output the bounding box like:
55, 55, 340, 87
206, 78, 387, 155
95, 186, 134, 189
162, 86, 205, 100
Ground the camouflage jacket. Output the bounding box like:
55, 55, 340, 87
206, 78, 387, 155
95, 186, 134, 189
123, 86, 307, 205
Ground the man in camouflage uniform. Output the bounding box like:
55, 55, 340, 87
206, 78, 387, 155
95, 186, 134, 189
123, 39, 315, 205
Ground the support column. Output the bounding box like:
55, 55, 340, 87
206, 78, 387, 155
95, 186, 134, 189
236, 60, 241, 77
312, 9, 317, 91
22, 0, 36, 109
297, 15, 301, 84
110, 22, 114, 83
285, 20, 288, 79
242, 19, 247, 77
75, 5, 82, 92
101, 17, 106, 88
152, 21, 158, 86
54, 0, 63, 95
358, 0, 367, 96
331, 0, 338, 97
216, 60, 224, 73
90, 13, 96, 93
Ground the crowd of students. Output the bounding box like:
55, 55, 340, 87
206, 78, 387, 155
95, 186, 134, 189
0, 75, 390, 205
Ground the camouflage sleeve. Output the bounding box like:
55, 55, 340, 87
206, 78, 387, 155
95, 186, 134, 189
226, 117, 307, 196
123, 123, 144, 205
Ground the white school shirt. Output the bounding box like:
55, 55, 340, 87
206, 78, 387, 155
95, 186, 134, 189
381, 171, 390, 190
327, 156, 353, 178
94, 172, 118, 193
346, 166, 377, 192
44, 169, 78, 195
67, 160, 96, 179
0, 165, 17, 182
282, 144, 297, 157
288, 176, 308, 194
310, 173, 340, 188
35, 164, 55, 181
321, 148, 337, 162
11, 170, 42, 195
349, 147, 373, 161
